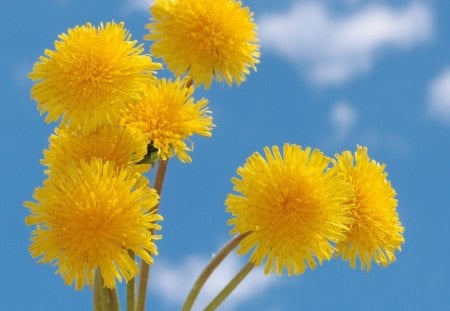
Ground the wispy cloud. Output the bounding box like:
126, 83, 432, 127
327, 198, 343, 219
428, 68, 450, 125
122, 0, 154, 14
259, 1, 433, 86
149, 253, 278, 310
12, 61, 33, 90
323, 100, 411, 154
330, 101, 357, 140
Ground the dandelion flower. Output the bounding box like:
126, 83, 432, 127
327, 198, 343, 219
331, 146, 404, 270
145, 0, 260, 88
42, 124, 150, 175
29, 22, 161, 132
25, 159, 162, 290
121, 78, 213, 163
226, 144, 353, 275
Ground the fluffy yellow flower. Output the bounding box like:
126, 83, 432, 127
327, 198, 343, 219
42, 124, 150, 175
25, 160, 162, 290
145, 0, 260, 89
332, 146, 404, 270
121, 78, 213, 163
29, 22, 161, 132
226, 144, 353, 275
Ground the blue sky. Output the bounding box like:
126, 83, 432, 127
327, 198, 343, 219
1, 0, 450, 310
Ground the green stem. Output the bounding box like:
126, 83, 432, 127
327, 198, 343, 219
136, 262, 150, 311
204, 262, 255, 311
127, 251, 136, 311
136, 160, 169, 311
181, 232, 250, 311
184, 76, 194, 88
93, 270, 105, 311
94, 269, 109, 311
106, 287, 121, 311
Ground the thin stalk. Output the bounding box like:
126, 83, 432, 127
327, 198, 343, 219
94, 270, 106, 311
148, 159, 168, 214
127, 251, 136, 311
204, 262, 255, 311
185, 76, 194, 88
106, 287, 121, 311
136, 160, 169, 311
136, 263, 150, 311
181, 232, 250, 311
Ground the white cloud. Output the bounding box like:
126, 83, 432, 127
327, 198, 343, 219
357, 130, 412, 155
259, 2, 433, 86
149, 253, 278, 310
330, 101, 357, 140
122, 0, 154, 14
12, 61, 33, 90
428, 68, 450, 124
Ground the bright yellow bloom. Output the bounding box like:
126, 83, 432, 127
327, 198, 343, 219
331, 146, 404, 271
226, 144, 353, 275
29, 22, 161, 132
145, 0, 260, 89
25, 160, 162, 290
121, 78, 213, 163
42, 125, 150, 175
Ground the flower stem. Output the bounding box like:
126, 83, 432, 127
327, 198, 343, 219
136, 263, 150, 311
204, 262, 255, 311
136, 160, 169, 311
127, 251, 136, 311
185, 76, 194, 88
107, 287, 121, 311
181, 232, 250, 311
94, 270, 107, 311
149, 159, 168, 214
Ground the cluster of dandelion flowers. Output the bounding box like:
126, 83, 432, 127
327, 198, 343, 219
41, 124, 150, 175
145, 0, 260, 88
226, 144, 354, 275
25, 160, 162, 290
29, 22, 161, 132
332, 146, 404, 271
121, 78, 214, 163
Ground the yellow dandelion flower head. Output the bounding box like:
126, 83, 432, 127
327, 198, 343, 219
331, 146, 405, 271
145, 0, 260, 89
29, 21, 161, 132
226, 144, 353, 275
25, 159, 162, 290
42, 124, 150, 175
121, 78, 214, 163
